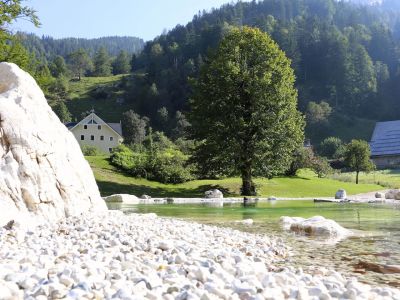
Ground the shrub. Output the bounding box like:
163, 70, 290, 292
318, 137, 345, 159
82, 145, 102, 156
149, 148, 193, 184
312, 156, 333, 178
110, 145, 148, 178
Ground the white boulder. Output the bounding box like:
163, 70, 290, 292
375, 192, 385, 199
280, 216, 352, 238
0, 62, 106, 226
204, 189, 223, 199
335, 189, 347, 200
103, 194, 139, 204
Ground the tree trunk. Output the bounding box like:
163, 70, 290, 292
241, 165, 256, 196
356, 171, 359, 185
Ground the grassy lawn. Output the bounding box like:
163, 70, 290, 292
330, 169, 400, 189
66, 75, 133, 122
86, 156, 383, 198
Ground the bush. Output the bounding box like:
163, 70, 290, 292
312, 156, 333, 178
110, 145, 148, 178
149, 148, 193, 183
111, 144, 193, 183
82, 145, 102, 156
318, 137, 345, 159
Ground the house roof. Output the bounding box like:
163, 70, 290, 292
108, 123, 123, 136
370, 120, 400, 157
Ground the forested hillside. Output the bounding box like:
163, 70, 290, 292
18, 33, 144, 60
126, 0, 400, 142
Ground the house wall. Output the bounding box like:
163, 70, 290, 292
372, 155, 400, 169
71, 124, 123, 154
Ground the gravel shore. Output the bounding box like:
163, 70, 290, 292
0, 211, 399, 299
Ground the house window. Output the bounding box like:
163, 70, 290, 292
84, 125, 88, 129
81, 135, 85, 140
110, 137, 114, 141
100, 136, 104, 141
109, 148, 113, 153
91, 135, 94, 141
98, 125, 102, 130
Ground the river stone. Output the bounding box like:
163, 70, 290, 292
375, 192, 385, 199
204, 189, 223, 199
103, 194, 139, 204
280, 216, 352, 238
335, 189, 347, 200
0, 62, 106, 226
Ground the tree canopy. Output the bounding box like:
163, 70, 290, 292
344, 139, 375, 184
190, 26, 304, 195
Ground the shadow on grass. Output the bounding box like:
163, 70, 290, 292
97, 180, 237, 198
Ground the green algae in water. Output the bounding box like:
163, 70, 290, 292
109, 200, 400, 287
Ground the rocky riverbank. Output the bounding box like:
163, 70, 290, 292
0, 211, 399, 299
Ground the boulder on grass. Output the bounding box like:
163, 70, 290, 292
103, 194, 139, 204
0, 63, 106, 227
204, 189, 224, 199
280, 216, 352, 238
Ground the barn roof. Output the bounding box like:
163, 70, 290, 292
370, 120, 400, 157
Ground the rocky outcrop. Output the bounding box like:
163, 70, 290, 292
0, 63, 106, 226
280, 216, 352, 238
204, 189, 223, 199
103, 194, 139, 204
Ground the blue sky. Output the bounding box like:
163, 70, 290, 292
12, 0, 245, 41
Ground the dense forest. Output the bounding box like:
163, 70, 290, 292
18, 34, 144, 59
122, 0, 400, 142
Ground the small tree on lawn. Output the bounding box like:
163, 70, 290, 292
344, 140, 375, 184
190, 27, 304, 196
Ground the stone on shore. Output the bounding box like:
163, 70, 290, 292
103, 194, 139, 204
204, 189, 224, 199
335, 189, 347, 200
280, 216, 352, 238
385, 189, 400, 200
375, 192, 385, 199
0, 62, 106, 227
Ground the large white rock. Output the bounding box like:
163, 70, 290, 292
103, 194, 139, 204
280, 216, 352, 238
385, 189, 400, 200
204, 189, 223, 199
0, 63, 106, 226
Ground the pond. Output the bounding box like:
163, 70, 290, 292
108, 200, 400, 288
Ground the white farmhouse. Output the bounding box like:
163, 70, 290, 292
66, 112, 123, 154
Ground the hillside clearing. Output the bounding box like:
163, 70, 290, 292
86, 156, 383, 198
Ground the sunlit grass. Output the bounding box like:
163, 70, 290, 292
86, 156, 383, 198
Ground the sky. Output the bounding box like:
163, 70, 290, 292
11, 0, 244, 41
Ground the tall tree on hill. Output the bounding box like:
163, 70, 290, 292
68, 48, 93, 80
122, 110, 148, 145
112, 50, 131, 75
190, 27, 304, 196
93, 46, 112, 77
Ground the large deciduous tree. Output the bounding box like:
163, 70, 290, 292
190, 27, 304, 196
344, 139, 375, 184
68, 48, 93, 80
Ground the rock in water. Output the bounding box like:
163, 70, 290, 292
280, 216, 352, 238
0, 63, 106, 226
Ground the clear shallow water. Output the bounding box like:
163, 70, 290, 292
108, 200, 400, 287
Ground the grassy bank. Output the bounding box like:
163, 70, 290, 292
86, 156, 383, 198
330, 169, 400, 189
